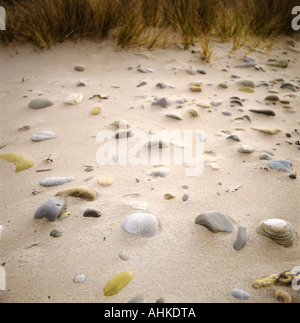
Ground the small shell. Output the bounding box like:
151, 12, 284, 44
103, 271, 134, 297
39, 177, 75, 187
275, 290, 292, 303
188, 108, 200, 117
256, 219, 295, 247
0, 153, 34, 173
55, 186, 97, 201
64, 93, 83, 105
121, 213, 159, 237
31, 131, 56, 142
210, 163, 220, 170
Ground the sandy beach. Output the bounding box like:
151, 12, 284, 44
0, 36, 299, 303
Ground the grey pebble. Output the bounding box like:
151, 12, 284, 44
156, 82, 168, 89
152, 168, 170, 178
259, 152, 272, 160
182, 194, 189, 201
34, 197, 64, 222
195, 211, 234, 233
222, 111, 232, 116
83, 207, 102, 218
121, 213, 159, 237
233, 226, 247, 251
231, 289, 251, 300
227, 134, 240, 142
74, 66, 85, 72
128, 295, 144, 303
29, 98, 54, 109
137, 81, 147, 87
267, 160, 292, 173
210, 101, 223, 107
73, 274, 86, 283
39, 177, 75, 187
197, 69, 206, 74
50, 229, 62, 238
181, 184, 189, 189
151, 97, 168, 108
280, 83, 296, 92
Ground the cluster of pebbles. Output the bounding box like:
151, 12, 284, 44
0, 48, 299, 303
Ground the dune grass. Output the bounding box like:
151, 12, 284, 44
0, 0, 298, 59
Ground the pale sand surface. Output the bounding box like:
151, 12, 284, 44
0, 37, 299, 303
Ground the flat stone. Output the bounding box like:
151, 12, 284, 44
29, 98, 54, 109
259, 152, 272, 160
237, 80, 255, 88
267, 160, 292, 173
40, 177, 75, 187
195, 211, 234, 233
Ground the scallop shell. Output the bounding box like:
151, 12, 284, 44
55, 186, 97, 201
121, 213, 159, 237
0, 153, 34, 173
256, 219, 295, 247
63, 93, 83, 105
39, 177, 75, 187
103, 271, 134, 297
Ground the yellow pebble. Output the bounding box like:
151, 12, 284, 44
90, 106, 101, 115
103, 271, 134, 297
97, 177, 113, 186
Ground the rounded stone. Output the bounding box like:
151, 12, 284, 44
97, 177, 113, 186
238, 145, 254, 154
83, 207, 102, 218
121, 213, 159, 237
73, 274, 86, 283
29, 98, 54, 109
90, 106, 101, 115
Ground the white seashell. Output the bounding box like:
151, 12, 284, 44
121, 213, 159, 237
64, 93, 83, 105
31, 131, 56, 142
39, 177, 75, 187
256, 218, 295, 247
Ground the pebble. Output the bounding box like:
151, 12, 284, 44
73, 274, 86, 283
137, 68, 147, 73
74, 66, 85, 72
50, 229, 62, 238
195, 211, 234, 233
63, 93, 83, 105
251, 127, 281, 135
0, 152, 34, 173
266, 59, 289, 68
128, 295, 144, 303
18, 124, 31, 131
121, 213, 159, 237
189, 82, 202, 92
55, 186, 97, 201
197, 102, 211, 109
188, 108, 200, 117
151, 97, 168, 108
181, 185, 189, 189
97, 177, 113, 186
34, 197, 65, 222
267, 160, 292, 173
110, 119, 131, 129
40, 177, 75, 187
156, 82, 168, 89
249, 109, 275, 116
259, 152, 272, 160
239, 88, 255, 93
231, 289, 251, 300
210, 101, 223, 107
233, 226, 247, 251
237, 80, 255, 88
222, 111, 232, 116
103, 271, 134, 297
29, 98, 54, 109
274, 290, 292, 303
83, 207, 102, 218
210, 162, 220, 170
90, 106, 101, 115
165, 112, 182, 120
77, 80, 87, 87
197, 69, 206, 74
118, 251, 130, 261
226, 135, 240, 142
280, 83, 296, 92
145, 139, 170, 149
238, 145, 254, 153
231, 74, 241, 78
264, 95, 279, 101
182, 194, 189, 201
31, 131, 56, 142
152, 168, 170, 177
218, 83, 228, 88
164, 193, 175, 200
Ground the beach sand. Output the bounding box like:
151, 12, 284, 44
0, 36, 299, 303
